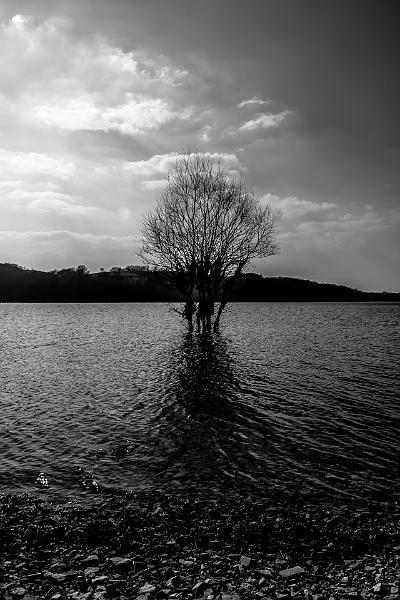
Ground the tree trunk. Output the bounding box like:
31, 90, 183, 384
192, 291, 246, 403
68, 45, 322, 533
183, 296, 195, 332
213, 300, 226, 331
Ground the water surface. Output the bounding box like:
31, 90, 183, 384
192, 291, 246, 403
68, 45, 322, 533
1, 302, 399, 503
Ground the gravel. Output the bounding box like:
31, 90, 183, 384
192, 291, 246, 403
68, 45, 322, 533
1, 491, 400, 600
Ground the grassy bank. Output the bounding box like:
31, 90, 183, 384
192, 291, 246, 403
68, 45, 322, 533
1, 492, 400, 600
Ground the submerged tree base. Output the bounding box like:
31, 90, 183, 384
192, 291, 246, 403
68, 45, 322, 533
1, 491, 399, 599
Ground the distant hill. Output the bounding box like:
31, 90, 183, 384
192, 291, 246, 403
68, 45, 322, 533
0, 263, 180, 302
230, 273, 399, 302
0, 263, 399, 303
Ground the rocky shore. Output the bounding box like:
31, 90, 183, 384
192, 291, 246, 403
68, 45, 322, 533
1, 492, 400, 600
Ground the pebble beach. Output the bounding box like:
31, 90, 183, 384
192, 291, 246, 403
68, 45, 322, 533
1, 491, 400, 600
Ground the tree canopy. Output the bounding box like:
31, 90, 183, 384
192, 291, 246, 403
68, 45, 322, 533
141, 152, 279, 332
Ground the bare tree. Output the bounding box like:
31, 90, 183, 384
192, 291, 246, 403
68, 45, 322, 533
141, 152, 279, 332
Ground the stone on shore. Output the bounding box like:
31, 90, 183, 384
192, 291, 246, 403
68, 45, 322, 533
1, 491, 400, 600
279, 565, 305, 578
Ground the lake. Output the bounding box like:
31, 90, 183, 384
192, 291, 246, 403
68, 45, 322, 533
0, 302, 399, 504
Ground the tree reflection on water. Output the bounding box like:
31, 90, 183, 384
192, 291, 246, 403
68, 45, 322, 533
148, 332, 271, 496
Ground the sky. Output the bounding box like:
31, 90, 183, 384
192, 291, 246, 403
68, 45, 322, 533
0, 0, 399, 291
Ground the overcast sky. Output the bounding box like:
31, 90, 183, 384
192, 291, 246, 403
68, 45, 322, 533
0, 0, 399, 291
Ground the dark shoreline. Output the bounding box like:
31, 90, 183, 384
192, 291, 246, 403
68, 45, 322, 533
1, 300, 400, 304
1, 491, 400, 600
2, 263, 399, 303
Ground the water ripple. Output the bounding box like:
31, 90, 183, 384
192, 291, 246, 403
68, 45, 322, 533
0, 302, 399, 503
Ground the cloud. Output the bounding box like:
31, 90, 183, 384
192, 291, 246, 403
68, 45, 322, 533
254, 194, 400, 290
32, 95, 180, 135
117, 207, 132, 222
0, 230, 132, 244
0, 14, 190, 136
141, 180, 168, 190
123, 151, 245, 192
0, 15, 293, 157
124, 153, 180, 177
238, 97, 271, 108
124, 152, 243, 179
262, 193, 400, 254
294, 209, 398, 244
0, 229, 136, 271
7, 190, 96, 216
239, 111, 290, 131
263, 193, 336, 220
0, 149, 75, 179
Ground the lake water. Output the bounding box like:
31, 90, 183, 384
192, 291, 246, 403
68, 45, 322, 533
0, 302, 399, 504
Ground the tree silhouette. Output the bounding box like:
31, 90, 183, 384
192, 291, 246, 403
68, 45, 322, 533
141, 152, 279, 332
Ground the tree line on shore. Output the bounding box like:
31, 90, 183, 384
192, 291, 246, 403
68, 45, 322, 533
1, 262, 397, 303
